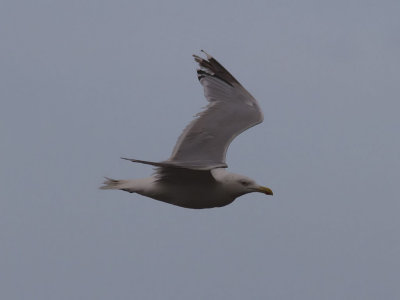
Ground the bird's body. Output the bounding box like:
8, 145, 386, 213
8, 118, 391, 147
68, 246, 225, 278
102, 168, 269, 209
101, 51, 273, 209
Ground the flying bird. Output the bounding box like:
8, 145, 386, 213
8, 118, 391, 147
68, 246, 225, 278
101, 51, 273, 208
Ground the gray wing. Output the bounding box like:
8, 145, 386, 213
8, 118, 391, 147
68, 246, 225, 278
166, 50, 264, 170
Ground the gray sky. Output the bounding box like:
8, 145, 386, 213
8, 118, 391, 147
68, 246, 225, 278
1, 0, 399, 299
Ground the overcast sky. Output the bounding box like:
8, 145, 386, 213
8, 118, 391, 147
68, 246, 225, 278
1, 0, 399, 299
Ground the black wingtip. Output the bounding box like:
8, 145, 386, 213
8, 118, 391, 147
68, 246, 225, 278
196, 69, 208, 81
200, 49, 212, 59
192, 50, 239, 87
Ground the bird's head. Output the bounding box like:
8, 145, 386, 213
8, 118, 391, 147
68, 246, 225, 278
234, 176, 273, 197
212, 169, 273, 198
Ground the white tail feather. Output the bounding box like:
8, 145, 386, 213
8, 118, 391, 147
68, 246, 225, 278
100, 177, 130, 190
100, 177, 154, 195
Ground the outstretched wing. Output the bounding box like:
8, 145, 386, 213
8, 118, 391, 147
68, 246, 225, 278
166, 50, 264, 170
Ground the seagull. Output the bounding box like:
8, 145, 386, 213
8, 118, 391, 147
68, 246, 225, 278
101, 51, 273, 209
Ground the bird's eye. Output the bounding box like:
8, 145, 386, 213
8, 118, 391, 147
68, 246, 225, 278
240, 180, 250, 186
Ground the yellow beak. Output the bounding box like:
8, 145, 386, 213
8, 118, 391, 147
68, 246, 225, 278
257, 186, 273, 195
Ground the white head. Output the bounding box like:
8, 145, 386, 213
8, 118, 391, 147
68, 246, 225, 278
211, 169, 273, 198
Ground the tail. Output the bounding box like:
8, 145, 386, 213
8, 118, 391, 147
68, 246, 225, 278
100, 177, 131, 191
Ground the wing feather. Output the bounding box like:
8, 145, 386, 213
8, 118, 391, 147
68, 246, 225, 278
167, 51, 264, 169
